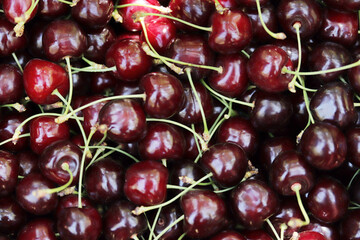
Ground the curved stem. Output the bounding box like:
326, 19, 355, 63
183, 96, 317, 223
288, 22, 302, 93
62, 57, 74, 117
116, 3, 171, 13
149, 207, 162, 240
347, 169, 360, 190
299, 76, 315, 125
0, 133, 29, 146
13, 0, 39, 36
293, 81, 317, 92
37, 163, 73, 196
191, 124, 202, 158
154, 215, 184, 240
287, 183, 310, 228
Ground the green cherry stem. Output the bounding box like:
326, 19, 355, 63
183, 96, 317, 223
347, 169, 360, 190
13, 0, 39, 37
213, 0, 226, 13
0, 102, 26, 112
0, 133, 29, 146
288, 22, 302, 93
116, 3, 171, 13
63, 56, 74, 117
279, 223, 287, 240
265, 219, 281, 240
149, 207, 162, 240
12, 53, 23, 72
191, 124, 203, 158
153, 215, 185, 240
287, 183, 310, 228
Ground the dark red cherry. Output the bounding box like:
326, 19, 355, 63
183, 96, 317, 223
210, 230, 246, 240
0, 151, 18, 197
182, 125, 203, 160
85, 158, 124, 204
23, 59, 69, 105
55, 195, 92, 218
209, 9, 252, 54
105, 39, 152, 81
90, 72, 117, 94
340, 209, 360, 240
138, 122, 185, 161
319, 8, 358, 47
323, 0, 360, 12
273, 39, 308, 68
153, 204, 183, 240
346, 127, 360, 167
17, 151, 39, 176
2, 0, 38, 28
0, 17, 27, 57
0, 64, 23, 104
277, 0, 323, 39
57, 206, 102, 240
242, 229, 273, 240
208, 54, 249, 98
299, 122, 347, 170
269, 150, 315, 196
170, 159, 207, 191
70, 60, 91, 96
0, 196, 27, 233
297, 231, 327, 240
216, 116, 258, 157
201, 143, 248, 187
231, 179, 278, 229
140, 72, 184, 119
17, 219, 56, 240
29, 116, 70, 155
27, 20, 48, 58
247, 45, 294, 93
103, 200, 147, 240
99, 99, 147, 143
124, 160, 168, 206
348, 60, 360, 96
42, 19, 88, 62
16, 172, 58, 215
181, 190, 227, 239
71, 0, 114, 29
0, 113, 29, 152
114, 81, 143, 96
301, 216, 340, 240
38, 0, 70, 19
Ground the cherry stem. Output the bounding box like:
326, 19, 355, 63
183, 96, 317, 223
299, 76, 315, 126
0, 133, 29, 146
265, 219, 281, 240
149, 206, 162, 240
12, 53, 23, 72
347, 168, 360, 190
288, 22, 302, 93
13, 0, 39, 37
132, 172, 213, 215
213, 0, 226, 13
43, 163, 74, 195
116, 3, 171, 13
191, 124, 203, 158
200, 79, 254, 108
62, 57, 74, 117
0, 102, 26, 112
288, 183, 310, 228
178, 233, 186, 240
112, 0, 123, 22
255, 0, 286, 40
0, 9, 3, 13
57, 0, 74, 5
241, 50, 250, 59
71, 57, 117, 73
154, 214, 185, 240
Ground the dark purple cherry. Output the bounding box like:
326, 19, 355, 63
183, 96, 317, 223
17, 219, 56, 240
209, 9, 252, 54
323, 0, 360, 12
17, 151, 39, 176
0, 17, 27, 57
90, 72, 117, 94
16, 172, 58, 215
210, 230, 246, 240
269, 150, 314, 196
290, 90, 311, 133
85, 158, 124, 204
27, 20, 48, 58
182, 126, 202, 160
273, 39, 308, 68
124, 160, 168, 206
340, 209, 360, 240
231, 179, 278, 229
181, 190, 227, 239
208, 54, 249, 98
307, 176, 349, 223
55, 195, 92, 218
301, 216, 340, 240
103, 200, 147, 240
242, 229, 273, 240
0, 112, 29, 152
0, 50, 30, 70
277, 0, 323, 39
299, 122, 347, 170
105, 39, 152, 81
310, 82, 357, 128
114, 81, 143, 96
140, 72, 184, 118
170, 159, 206, 190
57, 206, 102, 240
99, 99, 147, 143
153, 204, 183, 240
71, 0, 114, 29
0, 196, 27, 233
346, 127, 360, 167
319, 8, 358, 47
138, 122, 185, 161
0, 64, 23, 104
42, 19, 88, 62
247, 45, 294, 93
0, 151, 18, 197
38, 0, 70, 19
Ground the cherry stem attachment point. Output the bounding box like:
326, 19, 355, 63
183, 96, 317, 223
288, 22, 302, 93
288, 183, 310, 228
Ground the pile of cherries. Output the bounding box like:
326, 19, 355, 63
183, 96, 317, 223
2, 0, 360, 239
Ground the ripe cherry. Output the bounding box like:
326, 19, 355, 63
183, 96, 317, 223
153, 204, 184, 240
340, 209, 360, 240
0, 150, 18, 197
38, 0, 70, 19
0, 64, 23, 104
17, 219, 56, 240
0, 112, 29, 152
0, 196, 27, 233
0, 17, 27, 57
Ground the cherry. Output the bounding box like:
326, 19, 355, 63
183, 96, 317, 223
153, 204, 183, 240
27, 20, 48, 58
0, 64, 23, 104
99, 99, 147, 143
181, 190, 227, 239
273, 39, 308, 69
103, 200, 147, 240
17, 151, 39, 176
57, 206, 102, 240
290, 90, 311, 133
241, 229, 273, 240
0, 151, 18, 197
90, 72, 117, 94
340, 209, 360, 240
55, 194, 92, 218
124, 160, 168, 206
346, 127, 360, 167
85, 158, 124, 204
0, 17, 27, 57
301, 216, 340, 240
295, 231, 327, 240
210, 230, 246, 240
209, 9, 252, 54
38, 0, 70, 19
0, 50, 30, 70
71, 0, 114, 30
29, 116, 70, 155
17, 219, 56, 240
23, 59, 69, 105
247, 45, 294, 93
298, 122, 347, 170
16, 172, 58, 215
323, 0, 360, 12
114, 81, 143, 96
0, 112, 29, 152
0, 196, 27, 234
231, 179, 278, 229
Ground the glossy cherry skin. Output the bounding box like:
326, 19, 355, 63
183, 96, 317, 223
153, 204, 183, 240
138, 122, 185, 161
124, 160, 168, 206
277, 0, 323, 40
140, 72, 184, 118
29, 116, 70, 155
103, 200, 147, 240
17, 151, 39, 176
310, 82, 357, 129
301, 216, 340, 240
17, 219, 56, 240
90, 72, 117, 94
201, 143, 248, 187
181, 190, 227, 239
0, 17, 27, 57
23, 59, 69, 105
16, 172, 58, 215
231, 179, 278, 229
85, 158, 124, 204
210, 230, 246, 240
38, 0, 70, 19
57, 206, 102, 240
323, 0, 360, 12
319, 8, 358, 47
247, 45, 294, 93
307, 42, 351, 83
0, 151, 18, 197
273, 39, 308, 68
55, 195, 92, 218
296, 231, 327, 240
216, 116, 258, 157
299, 122, 347, 170
114, 81, 143, 96
340, 209, 360, 240
105, 39, 152, 81
0, 196, 27, 233
169, 159, 206, 191
99, 99, 147, 143
209, 54, 249, 98
0, 64, 23, 104
209, 9, 252, 54
71, 0, 114, 29
307, 176, 349, 223
346, 127, 360, 167
42, 19, 88, 62
0, 113, 29, 152
2, 0, 38, 25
